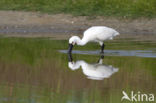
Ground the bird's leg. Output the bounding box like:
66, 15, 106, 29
100, 43, 105, 53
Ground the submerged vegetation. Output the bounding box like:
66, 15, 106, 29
0, 0, 156, 18
0, 37, 156, 64
0, 37, 155, 103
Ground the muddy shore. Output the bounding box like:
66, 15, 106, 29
0, 11, 156, 40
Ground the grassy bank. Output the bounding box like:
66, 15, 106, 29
0, 0, 156, 18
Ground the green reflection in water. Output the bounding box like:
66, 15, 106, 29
0, 37, 155, 103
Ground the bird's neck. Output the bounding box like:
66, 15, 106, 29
76, 60, 86, 67
77, 38, 88, 46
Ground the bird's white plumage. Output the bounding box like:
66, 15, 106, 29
68, 60, 118, 80
83, 26, 119, 42
69, 26, 119, 46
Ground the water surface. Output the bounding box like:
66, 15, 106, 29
0, 38, 155, 103
59, 49, 156, 58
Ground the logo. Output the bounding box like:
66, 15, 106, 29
121, 91, 154, 102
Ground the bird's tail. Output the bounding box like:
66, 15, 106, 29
113, 68, 119, 72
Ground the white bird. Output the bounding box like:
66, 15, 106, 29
68, 54, 118, 80
68, 26, 119, 53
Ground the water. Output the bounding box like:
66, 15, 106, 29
68, 54, 119, 80
0, 38, 155, 103
59, 50, 156, 58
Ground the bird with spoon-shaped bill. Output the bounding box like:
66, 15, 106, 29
68, 26, 119, 53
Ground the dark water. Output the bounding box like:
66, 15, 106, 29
0, 39, 155, 103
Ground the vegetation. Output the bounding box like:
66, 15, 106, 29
0, 37, 155, 103
0, 0, 156, 18
0, 37, 155, 68
0, 37, 155, 64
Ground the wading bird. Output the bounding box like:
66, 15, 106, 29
68, 26, 119, 53
68, 54, 118, 80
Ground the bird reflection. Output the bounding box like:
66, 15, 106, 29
68, 54, 119, 80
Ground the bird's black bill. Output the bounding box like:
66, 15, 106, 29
100, 54, 104, 59
68, 44, 73, 53
101, 43, 105, 53
68, 53, 73, 62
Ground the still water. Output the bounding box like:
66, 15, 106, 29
0, 38, 155, 103
59, 49, 156, 58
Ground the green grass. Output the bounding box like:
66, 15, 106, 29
0, 0, 156, 18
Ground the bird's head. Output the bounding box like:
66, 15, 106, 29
68, 61, 79, 70
69, 36, 80, 45
68, 36, 80, 53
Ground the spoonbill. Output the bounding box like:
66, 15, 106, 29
68, 54, 119, 80
68, 26, 119, 53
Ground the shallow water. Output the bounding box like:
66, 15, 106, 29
0, 38, 155, 103
59, 49, 156, 58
